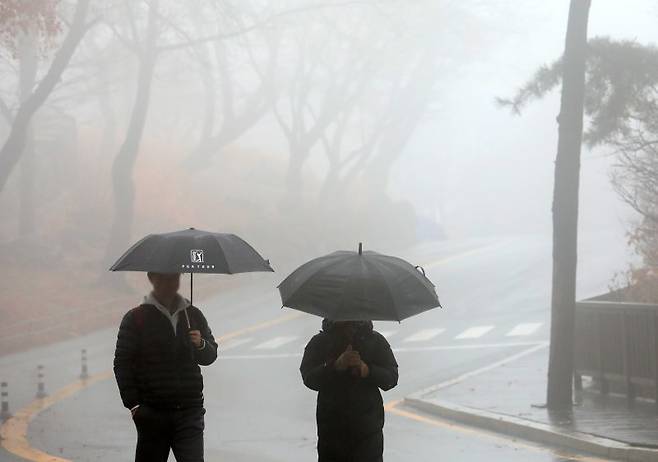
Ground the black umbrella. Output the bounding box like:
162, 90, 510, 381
277, 243, 441, 321
110, 227, 273, 326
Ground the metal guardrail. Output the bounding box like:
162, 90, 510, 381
574, 299, 658, 409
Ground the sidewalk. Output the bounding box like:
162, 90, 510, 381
405, 345, 658, 462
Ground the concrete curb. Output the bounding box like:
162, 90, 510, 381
404, 397, 658, 462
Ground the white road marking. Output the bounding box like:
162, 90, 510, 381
252, 336, 298, 350
506, 322, 542, 337
219, 337, 254, 351
403, 328, 445, 342
455, 325, 494, 339
218, 341, 547, 360
394, 341, 545, 352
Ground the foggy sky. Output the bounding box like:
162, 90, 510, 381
393, 0, 657, 249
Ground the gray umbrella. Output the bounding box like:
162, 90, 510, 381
277, 243, 441, 321
110, 227, 273, 326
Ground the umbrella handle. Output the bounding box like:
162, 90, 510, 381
186, 272, 193, 329
184, 307, 191, 329
185, 273, 193, 349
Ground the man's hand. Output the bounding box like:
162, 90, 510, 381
348, 358, 369, 378
335, 345, 361, 371
188, 330, 203, 348
342, 346, 369, 378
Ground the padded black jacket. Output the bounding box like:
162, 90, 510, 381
300, 320, 398, 460
113, 303, 218, 410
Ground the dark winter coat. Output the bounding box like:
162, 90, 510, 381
113, 303, 218, 410
300, 319, 399, 461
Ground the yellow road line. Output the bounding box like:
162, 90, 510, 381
419, 239, 510, 269
384, 401, 610, 462
0, 311, 304, 462
0, 370, 112, 462
218, 311, 303, 342
0, 242, 495, 461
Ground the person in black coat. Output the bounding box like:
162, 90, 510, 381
300, 318, 399, 462
113, 272, 218, 462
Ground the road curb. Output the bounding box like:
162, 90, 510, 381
403, 397, 658, 462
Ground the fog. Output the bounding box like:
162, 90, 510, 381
397, 0, 656, 238
1, 0, 655, 345
1, 1, 657, 460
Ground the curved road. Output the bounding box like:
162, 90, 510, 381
0, 232, 627, 461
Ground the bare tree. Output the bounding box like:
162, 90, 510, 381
272, 22, 372, 205
0, 0, 92, 195
184, 6, 279, 168
16, 25, 39, 236
101, 0, 343, 267
102, 0, 160, 271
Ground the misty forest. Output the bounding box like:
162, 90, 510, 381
1, 1, 658, 462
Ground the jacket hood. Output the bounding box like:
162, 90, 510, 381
321, 318, 373, 334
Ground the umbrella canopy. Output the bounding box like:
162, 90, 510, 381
110, 228, 273, 328
277, 243, 441, 322
109, 227, 273, 274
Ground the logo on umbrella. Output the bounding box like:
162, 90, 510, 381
191, 249, 204, 263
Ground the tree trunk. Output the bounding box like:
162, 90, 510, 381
18, 31, 38, 236
318, 161, 340, 205
98, 74, 117, 161
546, 0, 591, 410
18, 124, 36, 235
103, 49, 157, 269
0, 0, 90, 193
284, 146, 305, 206
362, 44, 437, 198
103, 0, 159, 270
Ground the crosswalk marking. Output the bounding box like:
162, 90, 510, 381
220, 337, 254, 351
218, 341, 549, 360
403, 328, 445, 343
455, 326, 494, 339
223, 322, 546, 353
506, 323, 542, 337
253, 336, 298, 350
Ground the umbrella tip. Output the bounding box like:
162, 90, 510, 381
358, 242, 362, 255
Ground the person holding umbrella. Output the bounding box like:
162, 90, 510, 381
300, 318, 398, 462
113, 271, 216, 462
111, 228, 273, 462
280, 243, 441, 462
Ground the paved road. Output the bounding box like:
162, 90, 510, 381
1, 232, 627, 461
